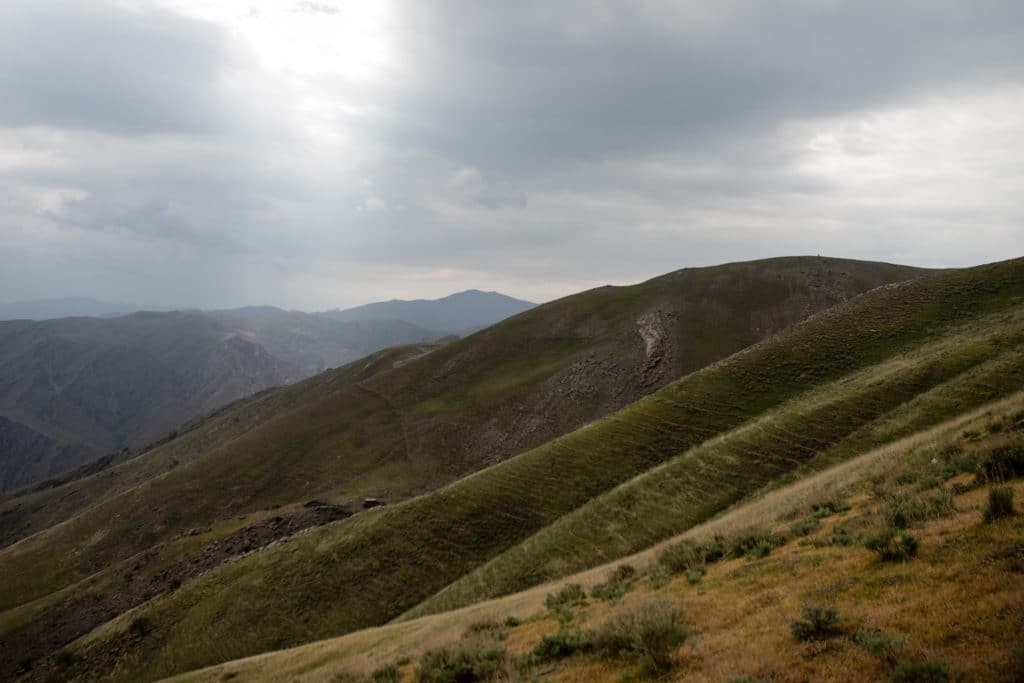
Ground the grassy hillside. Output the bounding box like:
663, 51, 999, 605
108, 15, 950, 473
167, 395, 1024, 682
0, 257, 919, 680
0, 257, 906, 600
0, 343, 442, 548
0, 310, 437, 492
0, 313, 293, 490
26, 258, 1022, 681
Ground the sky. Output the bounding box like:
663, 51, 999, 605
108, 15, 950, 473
1, 1, 1022, 309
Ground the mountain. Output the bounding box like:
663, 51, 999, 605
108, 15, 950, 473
319, 289, 536, 333
0, 311, 436, 491
0, 297, 164, 320
0, 256, 941, 680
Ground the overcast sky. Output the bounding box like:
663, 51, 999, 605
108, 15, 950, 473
1, 1, 1022, 309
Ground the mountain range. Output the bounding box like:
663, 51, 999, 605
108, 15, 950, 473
0, 291, 536, 492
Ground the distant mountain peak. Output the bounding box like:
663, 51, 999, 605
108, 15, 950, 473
318, 290, 535, 333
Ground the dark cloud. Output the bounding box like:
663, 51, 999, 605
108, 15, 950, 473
369, 2, 1024, 175
0, 0, 228, 134
0, 1, 1022, 308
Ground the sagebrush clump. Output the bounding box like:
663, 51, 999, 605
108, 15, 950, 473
544, 583, 586, 614
590, 564, 637, 602
890, 657, 952, 683
790, 606, 842, 641
984, 486, 1015, 522
416, 644, 507, 683
594, 600, 688, 675
531, 628, 594, 663
865, 529, 919, 562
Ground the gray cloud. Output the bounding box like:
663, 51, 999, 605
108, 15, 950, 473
0, 0, 228, 134
0, 1, 1022, 309
369, 1, 1024, 175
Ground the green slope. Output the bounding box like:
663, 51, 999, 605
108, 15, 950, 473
50, 258, 1024, 682
0, 257, 910, 613
0, 342, 441, 548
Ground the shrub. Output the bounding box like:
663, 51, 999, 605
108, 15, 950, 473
723, 528, 788, 560
544, 583, 586, 613
855, 630, 905, 665
865, 529, 919, 562
648, 564, 672, 589
590, 564, 637, 602
748, 539, 774, 559
416, 645, 507, 683
883, 491, 955, 529
790, 606, 842, 641
128, 617, 152, 639
685, 565, 706, 585
503, 616, 520, 628
370, 664, 401, 683
890, 658, 951, 683
659, 540, 708, 573
985, 486, 1015, 522
790, 518, 821, 537
594, 601, 688, 675
811, 497, 851, 519
830, 524, 857, 546
976, 443, 1024, 482
531, 628, 594, 663
464, 619, 507, 640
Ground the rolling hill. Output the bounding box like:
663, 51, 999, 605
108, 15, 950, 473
0, 310, 436, 491
0, 256, 942, 680
32, 257, 1021, 682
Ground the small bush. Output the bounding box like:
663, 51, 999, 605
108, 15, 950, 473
370, 664, 401, 683
830, 524, 857, 546
464, 619, 507, 640
590, 564, 637, 602
890, 658, 951, 683
883, 491, 955, 529
725, 528, 788, 560
544, 583, 586, 613
865, 529, 919, 562
659, 540, 708, 573
855, 630, 905, 665
811, 497, 851, 519
531, 628, 594, 663
128, 617, 152, 639
976, 443, 1024, 482
648, 564, 672, 589
790, 518, 821, 537
594, 601, 688, 675
790, 606, 842, 641
503, 616, 520, 628
685, 565, 706, 585
416, 645, 507, 683
985, 486, 1015, 522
